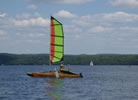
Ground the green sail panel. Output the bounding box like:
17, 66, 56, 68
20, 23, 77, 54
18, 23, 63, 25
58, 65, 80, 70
50, 16, 64, 63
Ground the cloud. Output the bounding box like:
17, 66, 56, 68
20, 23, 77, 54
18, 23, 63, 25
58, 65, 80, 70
120, 27, 138, 33
15, 13, 40, 19
0, 13, 49, 42
73, 12, 138, 28
64, 25, 82, 33
29, 0, 95, 4
0, 30, 8, 40
0, 13, 49, 31
26, 33, 46, 38
102, 12, 138, 23
54, 10, 77, 18
25, 40, 40, 44
88, 26, 114, 33
1, 11, 138, 54
0, 13, 8, 17
0, 37, 8, 40
14, 17, 49, 27
65, 11, 138, 53
0, 30, 7, 35
1, 11, 138, 34
110, 0, 138, 9
72, 15, 93, 26
62, 0, 95, 4
26, 4, 37, 10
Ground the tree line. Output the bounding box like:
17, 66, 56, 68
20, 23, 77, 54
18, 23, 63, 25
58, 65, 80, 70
0, 53, 138, 65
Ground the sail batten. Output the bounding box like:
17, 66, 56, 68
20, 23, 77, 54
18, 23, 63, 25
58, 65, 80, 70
50, 16, 64, 63
51, 44, 64, 47
51, 34, 63, 36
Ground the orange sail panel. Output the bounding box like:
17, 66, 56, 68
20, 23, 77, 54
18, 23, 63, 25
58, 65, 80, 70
50, 16, 64, 63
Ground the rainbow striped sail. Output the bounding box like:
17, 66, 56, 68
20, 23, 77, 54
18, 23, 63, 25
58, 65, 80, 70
50, 16, 64, 63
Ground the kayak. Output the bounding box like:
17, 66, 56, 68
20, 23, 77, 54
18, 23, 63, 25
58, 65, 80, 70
27, 71, 83, 78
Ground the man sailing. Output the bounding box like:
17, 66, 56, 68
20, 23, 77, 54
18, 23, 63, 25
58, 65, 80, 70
58, 64, 77, 75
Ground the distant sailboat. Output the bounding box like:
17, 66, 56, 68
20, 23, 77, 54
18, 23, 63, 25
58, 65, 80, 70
90, 60, 94, 66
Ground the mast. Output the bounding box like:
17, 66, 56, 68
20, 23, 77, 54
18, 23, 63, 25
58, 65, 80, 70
62, 18, 64, 65
49, 16, 52, 67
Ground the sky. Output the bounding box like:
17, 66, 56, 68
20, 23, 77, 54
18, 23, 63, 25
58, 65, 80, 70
0, 0, 138, 54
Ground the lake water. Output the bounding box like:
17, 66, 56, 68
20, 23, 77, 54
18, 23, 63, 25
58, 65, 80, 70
0, 65, 138, 100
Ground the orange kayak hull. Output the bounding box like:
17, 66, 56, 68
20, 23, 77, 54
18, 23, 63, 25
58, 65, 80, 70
27, 72, 83, 78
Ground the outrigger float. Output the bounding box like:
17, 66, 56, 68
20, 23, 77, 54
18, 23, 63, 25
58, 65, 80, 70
27, 16, 83, 78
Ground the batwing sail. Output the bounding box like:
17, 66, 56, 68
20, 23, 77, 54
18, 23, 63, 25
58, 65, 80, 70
50, 16, 64, 63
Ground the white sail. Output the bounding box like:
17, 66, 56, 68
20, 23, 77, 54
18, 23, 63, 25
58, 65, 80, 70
90, 60, 94, 66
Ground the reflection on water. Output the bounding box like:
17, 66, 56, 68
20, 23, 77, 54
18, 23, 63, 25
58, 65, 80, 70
1, 65, 138, 100
48, 78, 64, 100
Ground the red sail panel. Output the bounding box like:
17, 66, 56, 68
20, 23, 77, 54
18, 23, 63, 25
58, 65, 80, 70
50, 19, 55, 62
